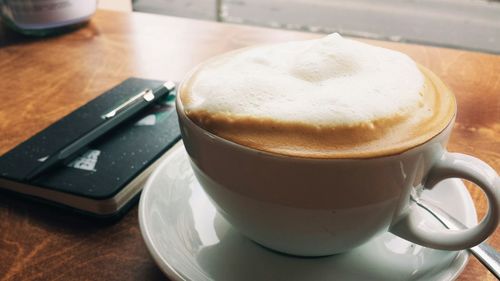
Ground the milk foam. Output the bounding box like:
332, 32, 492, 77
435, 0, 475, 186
185, 33, 424, 127
180, 34, 455, 158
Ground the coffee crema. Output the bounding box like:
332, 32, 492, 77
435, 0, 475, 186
179, 34, 455, 158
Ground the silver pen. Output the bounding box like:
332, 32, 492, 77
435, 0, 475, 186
25, 81, 176, 181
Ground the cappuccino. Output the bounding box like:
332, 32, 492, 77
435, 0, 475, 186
180, 34, 455, 158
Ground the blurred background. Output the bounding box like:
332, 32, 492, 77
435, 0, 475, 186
98, 0, 500, 54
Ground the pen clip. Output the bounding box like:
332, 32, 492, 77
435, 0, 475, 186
102, 88, 154, 119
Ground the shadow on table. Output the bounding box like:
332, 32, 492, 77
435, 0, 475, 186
0, 21, 99, 48
0, 25, 38, 48
0, 189, 124, 230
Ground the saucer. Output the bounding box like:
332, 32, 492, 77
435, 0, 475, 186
139, 142, 477, 281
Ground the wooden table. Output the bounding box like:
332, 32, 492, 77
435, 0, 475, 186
0, 10, 498, 281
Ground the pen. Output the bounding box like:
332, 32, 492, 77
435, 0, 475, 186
24, 81, 176, 181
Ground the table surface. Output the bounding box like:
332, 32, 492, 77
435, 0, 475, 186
0, 9, 498, 281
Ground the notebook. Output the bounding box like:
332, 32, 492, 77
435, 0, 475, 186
0, 78, 181, 218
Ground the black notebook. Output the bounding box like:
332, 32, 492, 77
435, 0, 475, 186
0, 78, 181, 218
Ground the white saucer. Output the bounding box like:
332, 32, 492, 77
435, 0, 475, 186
139, 142, 477, 281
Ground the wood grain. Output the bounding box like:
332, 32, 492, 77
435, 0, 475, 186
0, 9, 498, 281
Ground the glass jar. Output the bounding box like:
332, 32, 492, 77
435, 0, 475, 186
0, 0, 97, 36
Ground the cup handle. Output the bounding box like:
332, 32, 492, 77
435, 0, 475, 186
390, 152, 500, 250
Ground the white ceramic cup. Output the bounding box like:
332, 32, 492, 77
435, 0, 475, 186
175, 68, 500, 257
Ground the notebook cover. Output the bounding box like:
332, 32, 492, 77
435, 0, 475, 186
0, 78, 181, 199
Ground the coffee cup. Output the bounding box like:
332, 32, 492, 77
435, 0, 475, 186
175, 34, 499, 256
